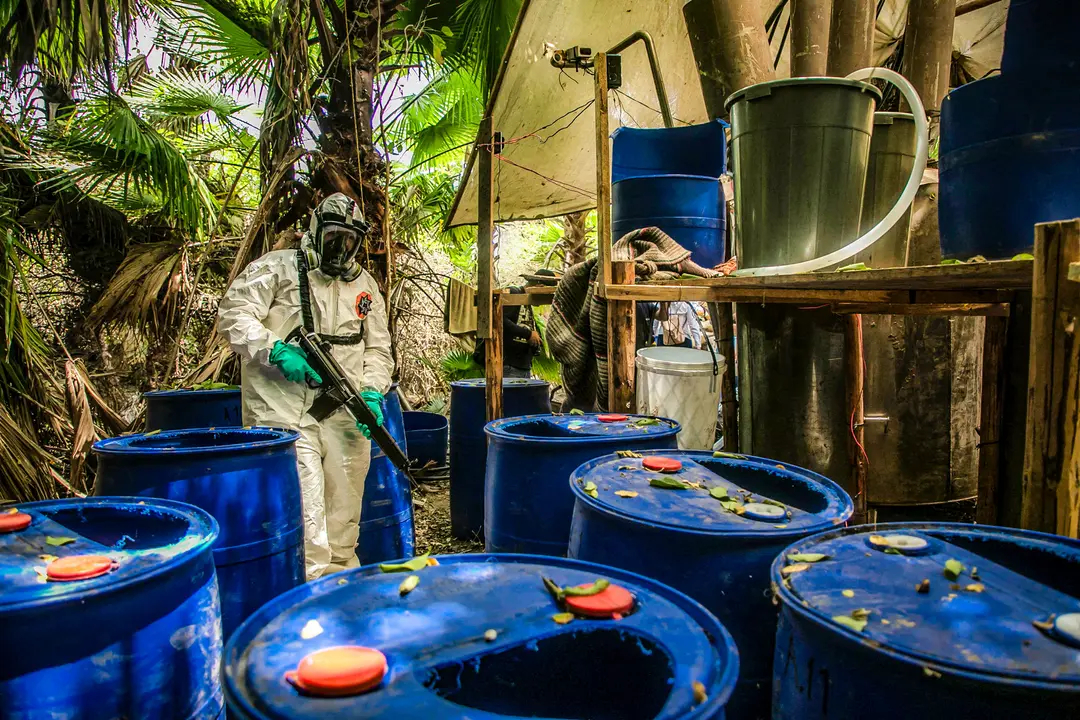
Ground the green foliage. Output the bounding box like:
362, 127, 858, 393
438, 347, 484, 382
0, 0, 124, 80
383, 69, 483, 172
126, 67, 251, 133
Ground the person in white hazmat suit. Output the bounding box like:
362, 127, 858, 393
218, 193, 394, 580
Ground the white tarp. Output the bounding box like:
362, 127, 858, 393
447, 0, 1008, 227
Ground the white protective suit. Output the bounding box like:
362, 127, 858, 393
217, 194, 394, 580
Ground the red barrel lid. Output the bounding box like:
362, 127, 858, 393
286, 646, 388, 697
46, 555, 115, 581
0, 511, 31, 533
564, 583, 635, 618
642, 456, 682, 473
597, 414, 629, 423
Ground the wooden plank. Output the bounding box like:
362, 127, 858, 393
476, 116, 495, 340
832, 303, 1010, 317
845, 315, 868, 524
485, 299, 505, 422
977, 314, 1008, 525
640, 261, 1034, 291
608, 261, 637, 413
1022, 220, 1080, 537
594, 52, 612, 296
608, 285, 908, 304
709, 302, 739, 452
502, 286, 556, 306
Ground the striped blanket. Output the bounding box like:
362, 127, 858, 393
547, 227, 718, 410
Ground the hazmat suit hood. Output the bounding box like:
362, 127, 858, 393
302, 193, 370, 281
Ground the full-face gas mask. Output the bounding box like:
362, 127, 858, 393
304, 193, 370, 281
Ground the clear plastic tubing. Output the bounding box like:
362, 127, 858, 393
733, 67, 929, 277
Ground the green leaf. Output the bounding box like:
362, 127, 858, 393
45, 536, 76, 547
720, 499, 744, 513
552, 612, 575, 624
940, 258, 965, 265
632, 418, 660, 427
760, 498, 787, 509
617, 450, 643, 459
583, 481, 598, 499
837, 262, 871, 272
614, 490, 638, 498
398, 575, 420, 596
542, 576, 564, 601
442, 25, 454, 37
431, 34, 447, 64
832, 615, 868, 632
562, 579, 610, 597
709, 486, 730, 501
569, 408, 585, 415
787, 553, 829, 563
379, 554, 431, 573
943, 559, 964, 580
1012, 253, 1035, 261
781, 563, 811, 576
649, 477, 689, 490
713, 451, 747, 460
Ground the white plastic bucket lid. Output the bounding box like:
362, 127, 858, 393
636, 346, 725, 374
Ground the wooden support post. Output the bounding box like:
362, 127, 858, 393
845, 314, 868, 524
1021, 220, 1080, 537
827, 0, 875, 76
709, 302, 740, 452
486, 295, 505, 422
608, 261, 637, 413
790, 0, 832, 77
594, 53, 612, 295
900, 0, 957, 130
476, 115, 502, 421
976, 314, 1008, 525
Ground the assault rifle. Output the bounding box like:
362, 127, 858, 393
288, 326, 412, 480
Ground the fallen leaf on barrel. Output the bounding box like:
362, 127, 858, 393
484, 629, 498, 642
614, 490, 639, 498
832, 615, 867, 632
916, 579, 930, 594
712, 451, 746, 460
781, 563, 811, 577
398, 575, 420, 596
943, 559, 964, 581
851, 608, 872, 621
45, 536, 76, 547
649, 477, 689, 490
583, 481, 598, 498
562, 579, 610, 597
552, 613, 575, 625
708, 487, 729, 500
616, 450, 643, 459
692, 681, 707, 705
787, 553, 829, 564
1032, 615, 1056, 632
379, 555, 431, 573
965, 583, 985, 593
38, 554, 58, 563
569, 409, 585, 415
842, 589, 855, 598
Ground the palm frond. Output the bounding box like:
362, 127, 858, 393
439, 348, 483, 381
126, 67, 250, 133
0, 0, 127, 81
86, 240, 189, 334
384, 69, 482, 170
145, 0, 273, 89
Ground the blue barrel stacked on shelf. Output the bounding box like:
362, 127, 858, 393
144, 388, 242, 431
939, 0, 1080, 259
357, 386, 415, 565
771, 523, 1080, 719
0, 497, 223, 719
448, 378, 551, 538
224, 554, 740, 719
93, 427, 305, 642
484, 413, 680, 556
568, 450, 853, 719
611, 121, 727, 268
403, 411, 449, 468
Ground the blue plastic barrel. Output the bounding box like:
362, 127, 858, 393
568, 450, 853, 719
449, 379, 551, 538
93, 427, 305, 642
357, 389, 415, 565
1002, 0, 1080, 76
224, 554, 739, 719
404, 411, 449, 467
485, 413, 680, 556
1, 497, 223, 719
612, 175, 726, 268
144, 388, 242, 431
771, 523, 1080, 719
611, 121, 727, 183
940, 74, 1080, 259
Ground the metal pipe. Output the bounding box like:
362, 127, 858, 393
607, 31, 674, 128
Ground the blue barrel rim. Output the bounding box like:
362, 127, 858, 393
449, 378, 550, 389
403, 410, 449, 431
612, 173, 722, 184
1, 496, 219, 613
485, 413, 682, 446
93, 426, 300, 457
225, 552, 740, 719
569, 450, 854, 539
144, 388, 241, 398
770, 521, 1080, 689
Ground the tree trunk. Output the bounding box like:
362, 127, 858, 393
561, 211, 589, 269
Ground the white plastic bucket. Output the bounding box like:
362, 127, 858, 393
636, 346, 725, 450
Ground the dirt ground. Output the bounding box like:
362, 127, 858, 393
413, 477, 484, 556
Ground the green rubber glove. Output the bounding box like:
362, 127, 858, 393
355, 389, 385, 438
269, 341, 322, 385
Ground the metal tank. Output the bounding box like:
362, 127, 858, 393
448, 378, 551, 538
144, 387, 242, 431
484, 413, 680, 556
224, 554, 739, 719
93, 427, 305, 642
772, 523, 1080, 719
568, 450, 853, 720
0, 497, 223, 719
357, 387, 415, 565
